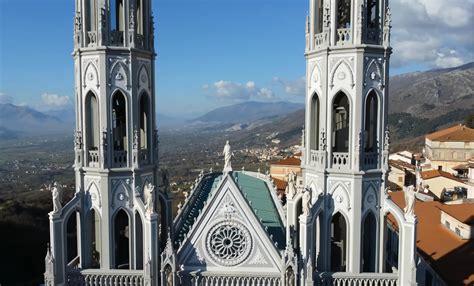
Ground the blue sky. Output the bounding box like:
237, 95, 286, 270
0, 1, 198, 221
0, 0, 473, 117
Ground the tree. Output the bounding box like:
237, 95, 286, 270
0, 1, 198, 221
464, 114, 474, 128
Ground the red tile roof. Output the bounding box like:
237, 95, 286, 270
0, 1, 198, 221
272, 177, 287, 191
272, 157, 301, 166
426, 125, 474, 142
437, 203, 474, 225
421, 169, 465, 184
390, 192, 474, 285
389, 159, 416, 171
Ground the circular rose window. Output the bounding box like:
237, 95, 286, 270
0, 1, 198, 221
206, 221, 252, 266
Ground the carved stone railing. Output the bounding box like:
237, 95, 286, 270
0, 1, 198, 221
110, 30, 124, 46
67, 269, 145, 286
336, 28, 351, 45
363, 152, 379, 169
315, 272, 398, 286
113, 150, 127, 168
139, 148, 149, 165
87, 31, 97, 47
135, 34, 145, 49
88, 150, 99, 168
67, 256, 81, 270
315, 33, 325, 47
310, 149, 325, 168
366, 28, 381, 45
332, 152, 350, 170
191, 274, 281, 286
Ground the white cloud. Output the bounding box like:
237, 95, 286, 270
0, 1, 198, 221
204, 80, 275, 101
273, 77, 306, 96
0, 92, 13, 104
392, 0, 474, 69
39, 93, 72, 110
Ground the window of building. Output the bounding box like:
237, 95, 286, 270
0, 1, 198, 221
455, 227, 461, 236
445, 220, 450, 229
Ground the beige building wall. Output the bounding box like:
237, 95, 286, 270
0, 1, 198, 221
269, 165, 301, 181
440, 211, 473, 240
425, 139, 474, 172
388, 168, 406, 190
423, 177, 468, 198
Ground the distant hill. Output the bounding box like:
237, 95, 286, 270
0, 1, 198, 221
0, 103, 72, 137
389, 62, 474, 118
191, 101, 304, 124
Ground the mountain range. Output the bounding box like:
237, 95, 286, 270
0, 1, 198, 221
1, 62, 473, 143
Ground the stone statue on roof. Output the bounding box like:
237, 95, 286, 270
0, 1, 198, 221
403, 185, 416, 218
144, 182, 155, 214
286, 171, 297, 199
51, 182, 62, 214
223, 140, 233, 173
302, 187, 312, 215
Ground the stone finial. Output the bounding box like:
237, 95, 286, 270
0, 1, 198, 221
223, 140, 233, 174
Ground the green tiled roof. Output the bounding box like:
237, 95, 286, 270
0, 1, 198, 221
174, 171, 285, 250
232, 172, 286, 249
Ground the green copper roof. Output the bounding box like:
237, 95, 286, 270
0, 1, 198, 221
232, 172, 286, 249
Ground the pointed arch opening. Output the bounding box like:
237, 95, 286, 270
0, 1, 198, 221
112, 91, 128, 168
336, 0, 351, 29
316, 0, 324, 34
384, 212, 400, 273
85, 92, 99, 167
294, 197, 303, 250
109, 0, 124, 31
86, 209, 101, 269
330, 212, 347, 272
332, 91, 350, 153
139, 93, 151, 164
66, 211, 80, 265
310, 93, 320, 151
365, 91, 378, 152
362, 211, 377, 272
136, 0, 144, 35
367, 0, 380, 29
135, 212, 144, 270
313, 212, 323, 270
85, 0, 97, 32
114, 209, 130, 269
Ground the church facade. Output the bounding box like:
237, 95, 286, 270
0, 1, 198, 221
45, 0, 418, 285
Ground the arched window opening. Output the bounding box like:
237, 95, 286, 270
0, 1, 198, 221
139, 94, 150, 150
336, 0, 351, 29
87, 209, 101, 269
110, 0, 124, 31
330, 212, 347, 272
85, 93, 99, 167
317, 0, 324, 34
112, 91, 128, 167
294, 198, 303, 250
332, 92, 350, 153
367, 0, 380, 29
362, 212, 377, 272
311, 94, 320, 150
135, 212, 143, 270
365, 91, 378, 152
136, 0, 144, 35
86, 0, 97, 32
114, 210, 130, 269
384, 212, 399, 272
66, 211, 80, 265
314, 213, 323, 269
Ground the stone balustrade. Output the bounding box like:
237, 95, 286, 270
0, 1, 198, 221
88, 150, 99, 168
310, 149, 325, 168
363, 152, 379, 169
87, 31, 97, 46
139, 148, 149, 165
110, 30, 124, 46
316, 272, 399, 286
366, 28, 381, 45
67, 269, 145, 286
113, 150, 127, 168
336, 28, 351, 45
192, 275, 281, 286
315, 32, 326, 47
332, 152, 350, 170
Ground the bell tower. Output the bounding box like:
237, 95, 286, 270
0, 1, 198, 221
300, 0, 392, 274
284, 0, 415, 285
45, 0, 171, 285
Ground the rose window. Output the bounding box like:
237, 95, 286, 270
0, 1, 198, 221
206, 222, 252, 266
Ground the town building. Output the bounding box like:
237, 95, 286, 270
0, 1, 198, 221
388, 159, 416, 190
421, 168, 469, 200
270, 156, 302, 197
424, 125, 474, 172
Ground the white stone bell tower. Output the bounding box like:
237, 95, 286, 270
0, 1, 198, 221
284, 0, 417, 285
45, 0, 171, 285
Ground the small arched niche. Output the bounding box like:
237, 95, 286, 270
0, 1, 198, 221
330, 212, 347, 272
114, 209, 130, 269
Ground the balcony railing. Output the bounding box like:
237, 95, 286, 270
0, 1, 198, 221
88, 150, 99, 168
332, 152, 350, 170
139, 148, 149, 165
192, 275, 281, 286
310, 149, 325, 168
316, 272, 398, 286
113, 150, 127, 168
363, 152, 379, 169
67, 269, 145, 286
87, 32, 97, 47
135, 34, 145, 49
110, 30, 124, 46
366, 28, 381, 45
336, 28, 351, 45
315, 32, 326, 47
